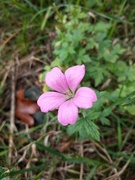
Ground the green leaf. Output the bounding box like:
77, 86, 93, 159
93, 21, 111, 32
51, 58, 61, 67
86, 109, 101, 120
0, 150, 8, 156
100, 117, 110, 125
101, 108, 112, 117
67, 118, 100, 141
101, 91, 135, 117
86, 166, 98, 180
87, 62, 109, 86
102, 44, 125, 63
0, 166, 5, 177
125, 105, 135, 115
0, 165, 50, 179
59, 48, 68, 61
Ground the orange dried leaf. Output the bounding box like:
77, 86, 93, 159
55, 142, 71, 153
15, 89, 39, 126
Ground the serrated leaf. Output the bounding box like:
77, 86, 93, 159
51, 58, 61, 67
67, 118, 82, 134
84, 120, 100, 141
102, 108, 112, 117
100, 117, 110, 125
67, 118, 100, 141
92, 90, 109, 110
94, 21, 111, 32
87, 62, 109, 86
59, 48, 68, 61
86, 110, 101, 120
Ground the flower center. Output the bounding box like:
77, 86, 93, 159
65, 90, 74, 100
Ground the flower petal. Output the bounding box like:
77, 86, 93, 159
65, 65, 85, 92
73, 87, 97, 109
46, 67, 68, 93
58, 100, 78, 126
37, 92, 66, 112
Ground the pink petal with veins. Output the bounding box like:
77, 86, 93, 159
73, 87, 97, 109
58, 100, 78, 126
37, 92, 66, 112
65, 65, 85, 92
46, 67, 69, 93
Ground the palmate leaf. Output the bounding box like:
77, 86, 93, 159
67, 118, 100, 141
87, 62, 109, 86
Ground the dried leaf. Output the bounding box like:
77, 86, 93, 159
15, 89, 39, 126
55, 142, 71, 153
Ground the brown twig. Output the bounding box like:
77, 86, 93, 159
80, 142, 84, 180
8, 60, 16, 165
92, 141, 120, 179
104, 159, 130, 180
0, 30, 20, 49
92, 141, 113, 163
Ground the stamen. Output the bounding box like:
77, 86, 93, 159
65, 90, 74, 100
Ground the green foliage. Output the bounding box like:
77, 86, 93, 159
0, 165, 50, 179
0, 166, 5, 180
66, 91, 107, 141
52, 5, 128, 90
67, 90, 135, 142
67, 118, 100, 141
53, 7, 93, 65
51, 6, 135, 143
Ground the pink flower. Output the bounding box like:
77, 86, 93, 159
37, 65, 97, 126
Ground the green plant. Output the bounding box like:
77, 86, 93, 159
52, 6, 126, 88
